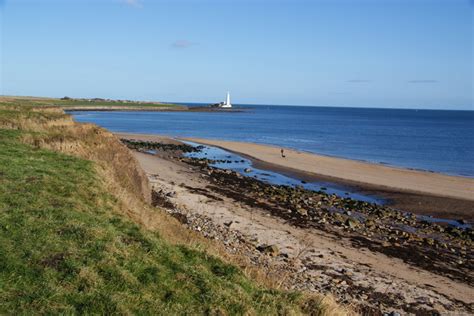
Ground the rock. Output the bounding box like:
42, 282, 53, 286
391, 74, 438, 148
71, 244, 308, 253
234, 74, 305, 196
457, 219, 467, 225
256, 244, 280, 256
280, 252, 289, 258
424, 238, 435, 246
296, 208, 308, 216
345, 218, 359, 229
244, 168, 252, 173
224, 221, 233, 227
449, 227, 462, 238
365, 219, 375, 228
165, 191, 176, 198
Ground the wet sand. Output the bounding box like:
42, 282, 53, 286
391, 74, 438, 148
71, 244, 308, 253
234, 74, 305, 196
117, 133, 474, 220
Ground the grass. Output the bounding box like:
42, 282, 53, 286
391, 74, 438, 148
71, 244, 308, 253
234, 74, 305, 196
0, 102, 337, 314
0, 129, 305, 314
0, 96, 182, 109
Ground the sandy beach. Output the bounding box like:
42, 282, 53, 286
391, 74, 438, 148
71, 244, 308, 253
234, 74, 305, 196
117, 133, 474, 220
185, 138, 474, 201
184, 137, 474, 220
115, 132, 474, 314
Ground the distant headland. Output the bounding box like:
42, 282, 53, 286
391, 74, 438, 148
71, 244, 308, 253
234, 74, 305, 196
0, 95, 242, 112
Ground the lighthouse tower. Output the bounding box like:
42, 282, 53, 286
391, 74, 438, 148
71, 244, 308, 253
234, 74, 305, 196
221, 92, 232, 108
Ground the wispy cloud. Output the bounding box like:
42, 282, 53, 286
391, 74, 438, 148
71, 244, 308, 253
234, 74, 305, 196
123, 0, 143, 8
407, 80, 438, 83
171, 40, 198, 49
347, 79, 371, 83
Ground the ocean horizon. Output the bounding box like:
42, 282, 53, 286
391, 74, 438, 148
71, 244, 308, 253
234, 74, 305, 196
174, 102, 474, 111
70, 104, 474, 178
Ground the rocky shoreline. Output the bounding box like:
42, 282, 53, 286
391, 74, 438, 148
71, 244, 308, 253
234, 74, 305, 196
189, 158, 473, 283
121, 138, 474, 315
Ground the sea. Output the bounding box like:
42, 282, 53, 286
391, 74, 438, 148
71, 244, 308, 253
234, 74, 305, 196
70, 104, 474, 178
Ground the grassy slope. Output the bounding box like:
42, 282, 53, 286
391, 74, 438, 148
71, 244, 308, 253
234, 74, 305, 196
0, 103, 329, 314
0, 96, 182, 109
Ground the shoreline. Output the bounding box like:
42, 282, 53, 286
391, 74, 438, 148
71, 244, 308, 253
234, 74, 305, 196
117, 132, 474, 220
64, 106, 245, 112
63, 106, 186, 112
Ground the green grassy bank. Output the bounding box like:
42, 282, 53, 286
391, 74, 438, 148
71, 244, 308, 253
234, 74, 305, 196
0, 96, 183, 110
0, 101, 335, 314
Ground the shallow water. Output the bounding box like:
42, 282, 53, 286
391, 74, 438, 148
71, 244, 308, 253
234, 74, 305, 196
417, 214, 471, 229
183, 141, 385, 204
182, 141, 471, 229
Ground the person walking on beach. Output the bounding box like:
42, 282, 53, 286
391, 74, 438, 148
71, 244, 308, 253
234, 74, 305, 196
281, 148, 286, 158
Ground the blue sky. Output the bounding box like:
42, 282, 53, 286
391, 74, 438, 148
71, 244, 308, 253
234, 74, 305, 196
0, 0, 472, 109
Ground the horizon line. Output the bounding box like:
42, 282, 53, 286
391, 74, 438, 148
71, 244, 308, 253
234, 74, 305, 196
1, 94, 472, 111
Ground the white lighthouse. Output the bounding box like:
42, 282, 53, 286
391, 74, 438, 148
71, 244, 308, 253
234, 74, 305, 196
220, 92, 232, 108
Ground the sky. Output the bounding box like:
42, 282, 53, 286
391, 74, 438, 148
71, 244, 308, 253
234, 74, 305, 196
0, 0, 472, 109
